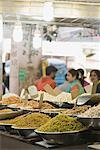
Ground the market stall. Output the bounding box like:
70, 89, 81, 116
0, 0, 100, 150
0, 93, 100, 150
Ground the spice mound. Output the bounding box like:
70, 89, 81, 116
13, 113, 51, 129
41, 102, 55, 109
0, 109, 13, 113
0, 114, 27, 125
81, 104, 100, 118
37, 114, 84, 132
2, 96, 21, 105
62, 105, 90, 115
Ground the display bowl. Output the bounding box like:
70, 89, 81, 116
0, 110, 24, 120
0, 123, 19, 135
12, 126, 36, 138
0, 123, 13, 132
76, 94, 100, 106
0, 124, 11, 131
0, 104, 7, 109
35, 127, 88, 145
77, 115, 100, 129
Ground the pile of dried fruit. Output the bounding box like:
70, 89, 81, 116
81, 104, 100, 117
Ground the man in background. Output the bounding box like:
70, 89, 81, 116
35, 65, 58, 91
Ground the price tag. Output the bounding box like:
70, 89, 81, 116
39, 93, 44, 109
20, 89, 25, 98
28, 85, 38, 97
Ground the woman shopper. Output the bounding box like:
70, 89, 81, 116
65, 69, 85, 99
90, 69, 100, 94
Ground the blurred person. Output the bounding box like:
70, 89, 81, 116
4, 53, 11, 90
65, 69, 85, 98
77, 68, 90, 87
2, 63, 6, 94
35, 65, 58, 91
57, 73, 68, 91
90, 69, 100, 94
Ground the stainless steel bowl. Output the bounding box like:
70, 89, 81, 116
77, 115, 100, 129
0, 110, 24, 120
76, 94, 100, 106
12, 126, 35, 138
35, 128, 88, 145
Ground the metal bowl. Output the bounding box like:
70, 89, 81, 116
0, 110, 24, 120
35, 128, 88, 145
0, 104, 7, 110
60, 102, 74, 109
41, 109, 64, 117
12, 126, 35, 138
0, 123, 19, 135
77, 115, 100, 129
76, 94, 100, 106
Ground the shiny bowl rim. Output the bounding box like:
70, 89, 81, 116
35, 127, 88, 134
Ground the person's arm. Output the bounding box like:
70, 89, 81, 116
50, 81, 56, 89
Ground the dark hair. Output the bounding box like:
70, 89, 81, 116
77, 68, 84, 76
2, 63, 5, 75
77, 69, 85, 86
65, 73, 67, 80
90, 69, 100, 80
68, 69, 79, 79
46, 65, 58, 76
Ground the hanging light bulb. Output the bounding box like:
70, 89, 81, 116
0, 15, 3, 42
33, 25, 42, 49
13, 20, 23, 42
43, 2, 54, 22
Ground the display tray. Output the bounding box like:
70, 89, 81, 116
0, 128, 99, 149
35, 127, 89, 145
76, 94, 100, 106
90, 130, 100, 142
7, 104, 19, 108
59, 102, 74, 109
77, 116, 100, 129
47, 100, 74, 109
88, 143, 100, 150
0, 124, 20, 135
41, 109, 66, 117
41, 108, 66, 113
46, 101, 61, 108
0, 109, 24, 120
0, 104, 7, 109
12, 126, 36, 138
0, 130, 41, 144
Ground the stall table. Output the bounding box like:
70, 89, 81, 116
0, 131, 92, 150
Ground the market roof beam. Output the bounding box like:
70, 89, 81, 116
0, 0, 100, 19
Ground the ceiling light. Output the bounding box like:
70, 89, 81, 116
0, 15, 3, 42
13, 20, 23, 42
33, 25, 42, 49
43, 2, 54, 22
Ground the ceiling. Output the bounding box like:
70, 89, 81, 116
55, 0, 100, 3
0, 0, 100, 29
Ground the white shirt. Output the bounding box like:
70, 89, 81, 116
5, 60, 11, 76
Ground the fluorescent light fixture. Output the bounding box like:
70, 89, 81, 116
0, 15, 3, 42
33, 36, 42, 49
3, 38, 11, 52
13, 20, 23, 42
33, 25, 42, 49
43, 2, 54, 22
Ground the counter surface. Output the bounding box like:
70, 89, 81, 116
0, 131, 92, 150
